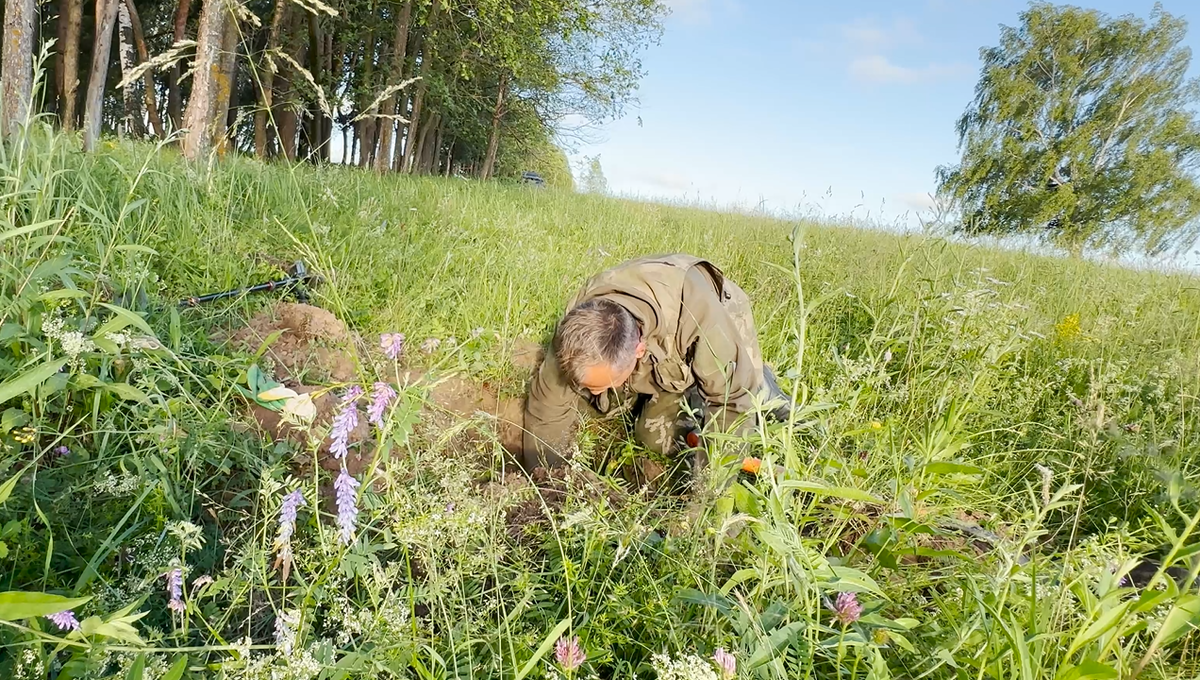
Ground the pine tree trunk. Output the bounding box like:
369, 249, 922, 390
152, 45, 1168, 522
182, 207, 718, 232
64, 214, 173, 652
116, 0, 146, 138
215, 21, 238, 155
253, 0, 287, 157
59, 0, 82, 129
1, 0, 36, 135
83, 0, 118, 150
393, 92, 410, 171
166, 0, 191, 130
123, 0, 164, 137
428, 116, 443, 173
54, 0, 67, 116
322, 31, 333, 162
305, 12, 321, 162
413, 109, 437, 173
354, 26, 374, 167
373, 0, 410, 172
401, 0, 439, 173
374, 99, 394, 171
480, 71, 507, 180
180, 0, 229, 160
276, 66, 296, 160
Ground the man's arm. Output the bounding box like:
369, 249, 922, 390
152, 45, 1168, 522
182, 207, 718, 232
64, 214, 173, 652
677, 267, 762, 426
522, 346, 595, 470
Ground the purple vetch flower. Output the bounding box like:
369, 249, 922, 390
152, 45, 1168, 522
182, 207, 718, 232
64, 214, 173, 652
274, 609, 299, 656
367, 382, 397, 426
554, 635, 586, 672
45, 610, 81, 632
328, 390, 362, 460
713, 648, 736, 679
420, 337, 440, 354
277, 489, 305, 546
334, 469, 360, 545
54, 445, 71, 457
831, 592, 862, 626
167, 568, 185, 612
380, 333, 406, 360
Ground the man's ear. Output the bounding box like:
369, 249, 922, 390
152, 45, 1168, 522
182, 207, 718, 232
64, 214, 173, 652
635, 340, 647, 359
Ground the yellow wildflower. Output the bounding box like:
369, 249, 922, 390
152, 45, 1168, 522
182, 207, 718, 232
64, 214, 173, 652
1054, 313, 1081, 341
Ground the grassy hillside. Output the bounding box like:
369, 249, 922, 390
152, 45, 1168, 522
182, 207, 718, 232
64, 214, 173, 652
3, 127, 1200, 679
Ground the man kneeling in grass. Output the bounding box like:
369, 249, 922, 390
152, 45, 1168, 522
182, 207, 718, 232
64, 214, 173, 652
522, 253, 792, 477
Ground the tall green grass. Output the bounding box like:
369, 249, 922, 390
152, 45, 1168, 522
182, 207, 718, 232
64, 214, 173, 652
2, 120, 1200, 679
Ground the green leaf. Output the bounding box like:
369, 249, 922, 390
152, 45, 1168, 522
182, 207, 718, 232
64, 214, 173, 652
114, 244, 159, 256
1133, 587, 1174, 613
867, 648, 891, 680
1064, 600, 1132, 658
70, 374, 106, 390
781, 480, 882, 504
247, 364, 263, 392
94, 302, 155, 338
515, 618, 572, 680
1, 407, 27, 431
0, 220, 61, 243
106, 383, 150, 404
0, 323, 25, 342
37, 288, 89, 302
126, 654, 146, 680
0, 542, 7, 559
160, 655, 188, 680
1055, 660, 1119, 680
0, 467, 22, 505
886, 631, 915, 653
819, 565, 886, 597
676, 588, 734, 616
924, 461, 985, 476
0, 357, 69, 405
1157, 593, 1200, 647
252, 330, 285, 360
0, 591, 92, 621
720, 568, 759, 595
79, 616, 146, 645
747, 620, 807, 669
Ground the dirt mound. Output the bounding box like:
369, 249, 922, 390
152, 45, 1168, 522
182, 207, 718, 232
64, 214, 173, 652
410, 371, 525, 456
508, 338, 544, 373
227, 302, 536, 473
249, 385, 374, 476
229, 303, 357, 384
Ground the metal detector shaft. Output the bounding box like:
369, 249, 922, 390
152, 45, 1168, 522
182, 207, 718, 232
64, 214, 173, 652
180, 261, 317, 308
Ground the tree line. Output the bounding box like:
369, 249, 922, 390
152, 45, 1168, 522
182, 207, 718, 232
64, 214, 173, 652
0, 0, 665, 185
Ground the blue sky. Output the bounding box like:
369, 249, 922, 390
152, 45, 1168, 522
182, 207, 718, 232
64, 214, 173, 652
565, 0, 1200, 231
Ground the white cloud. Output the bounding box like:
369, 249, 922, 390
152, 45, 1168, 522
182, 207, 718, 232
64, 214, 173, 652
645, 171, 693, 191
838, 16, 922, 51
897, 192, 938, 212
662, 0, 711, 23
848, 55, 969, 84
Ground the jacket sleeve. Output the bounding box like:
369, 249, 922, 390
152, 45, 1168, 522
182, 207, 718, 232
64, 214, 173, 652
522, 345, 595, 469
677, 267, 762, 426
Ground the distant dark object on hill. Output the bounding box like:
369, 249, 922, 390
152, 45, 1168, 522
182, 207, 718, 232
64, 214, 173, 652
521, 171, 546, 187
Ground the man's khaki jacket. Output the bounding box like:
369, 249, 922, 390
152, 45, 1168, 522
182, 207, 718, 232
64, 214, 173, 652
523, 253, 764, 467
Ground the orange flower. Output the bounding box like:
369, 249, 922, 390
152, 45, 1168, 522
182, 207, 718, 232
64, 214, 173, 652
741, 457, 762, 474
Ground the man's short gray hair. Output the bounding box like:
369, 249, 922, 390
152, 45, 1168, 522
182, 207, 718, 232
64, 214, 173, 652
554, 298, 640, 384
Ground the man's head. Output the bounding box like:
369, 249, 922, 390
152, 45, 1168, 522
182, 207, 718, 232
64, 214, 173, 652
554, 298, 646, 395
